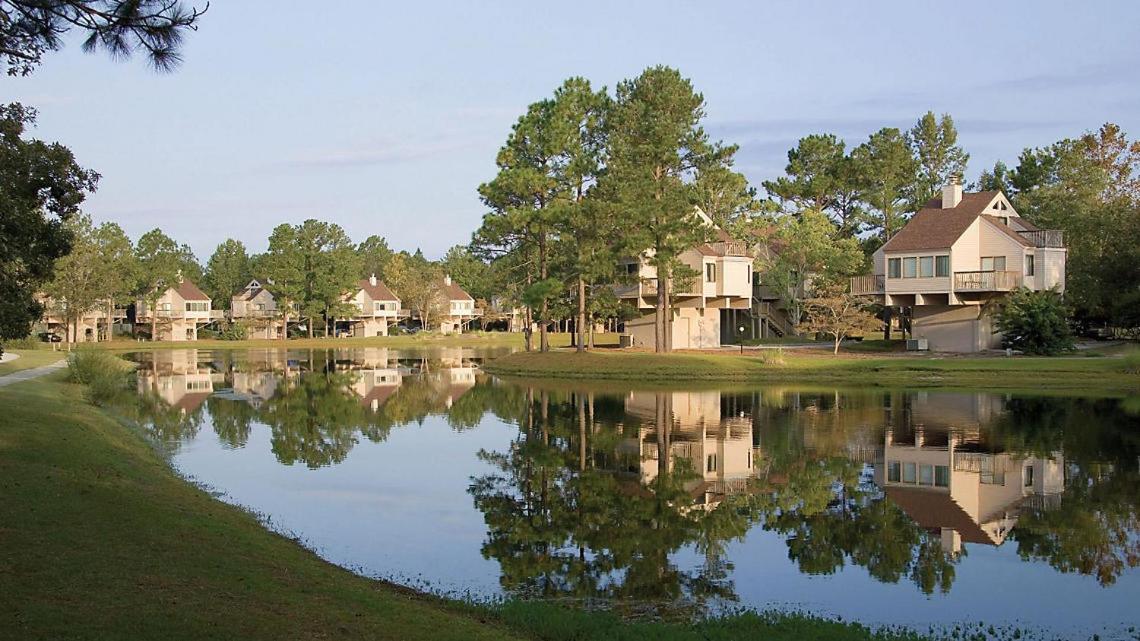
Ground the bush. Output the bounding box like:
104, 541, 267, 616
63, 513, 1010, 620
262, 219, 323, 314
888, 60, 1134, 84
215, 320, 249, 341
994, 288, 1074, 355
67, 350, 131, 405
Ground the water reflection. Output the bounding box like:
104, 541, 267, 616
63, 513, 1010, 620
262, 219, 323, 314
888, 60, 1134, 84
121, 349, 1140, 630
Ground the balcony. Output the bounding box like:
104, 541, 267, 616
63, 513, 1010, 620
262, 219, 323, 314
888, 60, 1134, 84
1018, 230, 1064, 248
850, 274, 885, 295
710, 240, 750, 257
953, 270, 1022, 292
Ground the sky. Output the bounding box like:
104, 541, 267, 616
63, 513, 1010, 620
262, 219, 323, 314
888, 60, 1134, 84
6, 0, 1140, 262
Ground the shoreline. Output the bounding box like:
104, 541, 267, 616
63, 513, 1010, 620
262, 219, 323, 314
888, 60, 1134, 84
482, 349, 1140, 395
0, 371, 929, 641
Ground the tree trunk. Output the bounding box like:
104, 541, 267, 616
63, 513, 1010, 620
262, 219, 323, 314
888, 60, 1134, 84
307, 316, 313, 338
834, 334, 841, 354
281, 311, 289, 340
523, 305, 533, 352
576, 276, 587, 353
151, 309, 157, 344
883, 307, 892, 340
655, 270, 667, 353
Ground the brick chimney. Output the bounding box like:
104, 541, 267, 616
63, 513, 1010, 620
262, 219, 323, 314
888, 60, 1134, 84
369, 273, 377, 287
444, 275, 452, 286
942, 175, 963, 209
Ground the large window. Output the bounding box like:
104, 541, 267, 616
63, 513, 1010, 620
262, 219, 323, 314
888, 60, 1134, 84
920, 464, 934, 485
888, 258, 901, 279
935, 465, 950, 487
903, 257, 917, 278
185, 302, 209, 312
935, 255, 950, 277
1026, 255, 1035, 276
919, 256, 934, 278
888, 461, 901, 482
981, 256, 1007, 272
902, 462, 917, 483
705, 263, 716, 283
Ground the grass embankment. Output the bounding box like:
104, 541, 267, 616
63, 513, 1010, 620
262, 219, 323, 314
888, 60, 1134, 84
0, 349, 65, 375
485, 349, 1140, 395
0, 372, 922, 641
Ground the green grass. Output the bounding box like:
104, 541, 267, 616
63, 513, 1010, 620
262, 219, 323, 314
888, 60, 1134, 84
0, 348, 66, 375
0, 372, 921, 641
484, 349, 1140, 394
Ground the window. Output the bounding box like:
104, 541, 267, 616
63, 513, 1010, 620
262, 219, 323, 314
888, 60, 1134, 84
625, 263, 638, 275
935, 255, 950, 277
747, 450, 752, 469
888, 461, 901, 482
920, 464, 934, 485
888, 258, 901, 279
705, 263, 716, 283
1024, 465, 1035, 488
902, 462, 917, 483
707, 454, 718, 473
185, 301, 209, 312
1026, 255, 1035, 277
903, 257, 917, 278
919, 256, 934, 278
981, 256, 1007, 272
935, 465, 950, 487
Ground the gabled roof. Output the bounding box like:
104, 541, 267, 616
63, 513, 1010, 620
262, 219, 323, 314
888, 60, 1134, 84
881, 191, 1031, 253
357, 279, 399, 302
442, 280, 473, 301
174, 279, 210, 301
694, 244, 718, 257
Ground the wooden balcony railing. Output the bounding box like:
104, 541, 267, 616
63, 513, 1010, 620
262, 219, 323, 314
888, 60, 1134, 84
710, 241, 750, 257
850, 274, 885, 295
1018, 229, 1064, 248
954, 270, 1022, 292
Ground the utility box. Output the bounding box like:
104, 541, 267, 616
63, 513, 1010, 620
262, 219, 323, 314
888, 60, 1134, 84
619, 334, 634, 348
906, 338, 929, 351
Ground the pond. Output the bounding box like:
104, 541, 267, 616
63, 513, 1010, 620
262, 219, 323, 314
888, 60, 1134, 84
121, 347, 1140, 639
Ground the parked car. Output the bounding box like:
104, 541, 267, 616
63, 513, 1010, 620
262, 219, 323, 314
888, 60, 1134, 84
38, 332, 62, 343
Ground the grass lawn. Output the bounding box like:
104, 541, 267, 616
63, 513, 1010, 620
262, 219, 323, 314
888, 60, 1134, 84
0, 349, 66, 375
0, 373, 922, 641
484, 349, 1140, 395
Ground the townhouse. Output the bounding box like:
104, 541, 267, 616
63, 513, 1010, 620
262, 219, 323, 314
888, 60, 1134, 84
438, 275, 480, 335
617, 208, 754, 349
37, 295, 126, 342
852, 179, 1066, 352
343, 274, 403, 337
135, 274, 221, 341
230, 279, 281, 339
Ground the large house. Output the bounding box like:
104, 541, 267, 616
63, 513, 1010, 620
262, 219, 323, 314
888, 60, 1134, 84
37, 296, 126, 342
851, 179, 1066, 352
617, 209, 754, 349
135, 275, 221, 341
342, 274, 402, 337
438, 276, 480, 335
230, 279, 280, 339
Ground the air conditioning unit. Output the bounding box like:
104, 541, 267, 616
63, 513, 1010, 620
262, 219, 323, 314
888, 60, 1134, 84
907, 338, 929, 351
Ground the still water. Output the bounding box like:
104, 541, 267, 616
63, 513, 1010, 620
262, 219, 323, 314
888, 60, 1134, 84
122, 348, 1140, 638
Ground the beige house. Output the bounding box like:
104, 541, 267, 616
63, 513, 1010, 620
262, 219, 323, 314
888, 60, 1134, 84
230, 279, 281, 339
343, 275, 402, 337
37, 296, 126, 342
135, 276, 221, 341
852, 180, 1066, 352
439, 276, 480, 335
617, 209, 754, 349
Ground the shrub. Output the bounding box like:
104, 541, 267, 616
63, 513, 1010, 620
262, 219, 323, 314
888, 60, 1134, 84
215, 320, 249, 341
67, 350, 131, 405
994, 288, 1074, 355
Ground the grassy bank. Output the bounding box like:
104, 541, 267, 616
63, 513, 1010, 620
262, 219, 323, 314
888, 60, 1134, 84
484, 349, 1140, 394
0, 349, 65, 375
0, 373, 924, 641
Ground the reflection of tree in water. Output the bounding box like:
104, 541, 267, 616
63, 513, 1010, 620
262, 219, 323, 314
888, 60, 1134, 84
130, 386, 205, 452
997, 397, 1140, 586
470, 389, 761, 615
205, 396, 257, 449
258, 370, 367, 468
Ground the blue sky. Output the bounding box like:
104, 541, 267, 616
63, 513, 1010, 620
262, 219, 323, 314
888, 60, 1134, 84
7, 0, 1139, 261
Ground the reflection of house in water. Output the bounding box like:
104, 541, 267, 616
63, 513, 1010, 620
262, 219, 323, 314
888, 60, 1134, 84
876, 392, 1064, 554
351, 367, 403, 412
136, 349, 217, 414
621, 391, 758, 507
